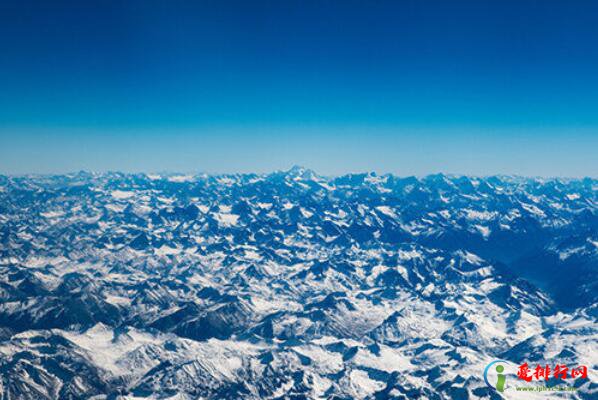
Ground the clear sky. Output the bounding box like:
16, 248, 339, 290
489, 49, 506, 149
1, 1, 597, 177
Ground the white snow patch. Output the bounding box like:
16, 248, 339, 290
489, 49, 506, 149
105, 204, 126, 213
40, 210, 65, 218
219, 205, 232, 213
257, 202, 272, 210
300, 208, 314, 218
244, 250, 261, 260
213, 212, 239, 227
376, 206, 397, 218
464, 209, 496, 221
474, 224, 491, 238
348, 369, 385, 399
438, 210, 451, 219
352, 346, 412, 373
520, 202, 546, 218
155, 245, 181, 256
61, 324, 161, 376
461, 251, 483, 265
398, 249, 422, 260
111, 190, 134, 199
167, 175, 194, 183
104, 295, 132, 306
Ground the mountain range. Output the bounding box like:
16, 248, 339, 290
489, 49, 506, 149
0, 168, 595, 399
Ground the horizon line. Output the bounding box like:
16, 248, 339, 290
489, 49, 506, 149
2, 167, 596, 181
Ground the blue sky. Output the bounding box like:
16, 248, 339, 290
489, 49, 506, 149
1, 1, 597, 176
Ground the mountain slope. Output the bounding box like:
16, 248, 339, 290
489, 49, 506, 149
0, 170, 595, 399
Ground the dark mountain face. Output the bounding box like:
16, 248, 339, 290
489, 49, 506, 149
0, 170, 595, 399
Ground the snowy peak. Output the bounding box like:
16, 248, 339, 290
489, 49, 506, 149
0, 171, 595, 399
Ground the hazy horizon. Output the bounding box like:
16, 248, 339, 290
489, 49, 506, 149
2, 125, 597, 178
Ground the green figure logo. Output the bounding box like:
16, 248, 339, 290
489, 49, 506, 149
484, 360, 508, 392
495, 364, 506, 392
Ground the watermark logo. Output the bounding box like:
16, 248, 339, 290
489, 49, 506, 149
516, 362, 587, 381
483, 360, 588, 394
484, 360, 508, 392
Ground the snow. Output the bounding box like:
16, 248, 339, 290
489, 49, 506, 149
40, 210, 65, 218
520, 202, 546, 218
257, 202, 272, 210
310, 374, 333, 398
348, 369, 385, 399
351, 346, 412, 373
421, 283, 435, 296
111, 190, 134, 199
216, 177, 236, 185
464, 209, 496, 221
61, 323, 162, 376
219, 205, 232, 213
105, 203, 126, 212
438, 209, 451, 219
300, 207, 314, 218
270, 379, 295, 398
396, 265, 409, 281
157, 196, 175, 204
474, 224, 491, 238
213, 212, 239, 227
167, 175, 195, 183
2, 172, 596, 399
293, 345, 344, 374
155, 245, 181, 256
375, 206, 397, 218
134, 204, 152, 215
461, 251, 484, 265
398, 249, 422, 260
104, 294, 133, 306
558, 246, 585, 261
244, 249, 261, 260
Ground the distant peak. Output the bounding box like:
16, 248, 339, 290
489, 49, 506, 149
283, 165, 318, 180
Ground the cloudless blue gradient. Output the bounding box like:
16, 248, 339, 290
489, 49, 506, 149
1, 1, 597, 176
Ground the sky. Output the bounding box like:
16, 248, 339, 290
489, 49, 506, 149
1, 0, 597, 177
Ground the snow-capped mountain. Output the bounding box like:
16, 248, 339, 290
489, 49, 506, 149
0, 169, 595, 399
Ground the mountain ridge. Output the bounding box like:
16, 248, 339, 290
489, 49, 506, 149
0, 170, 595, 399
